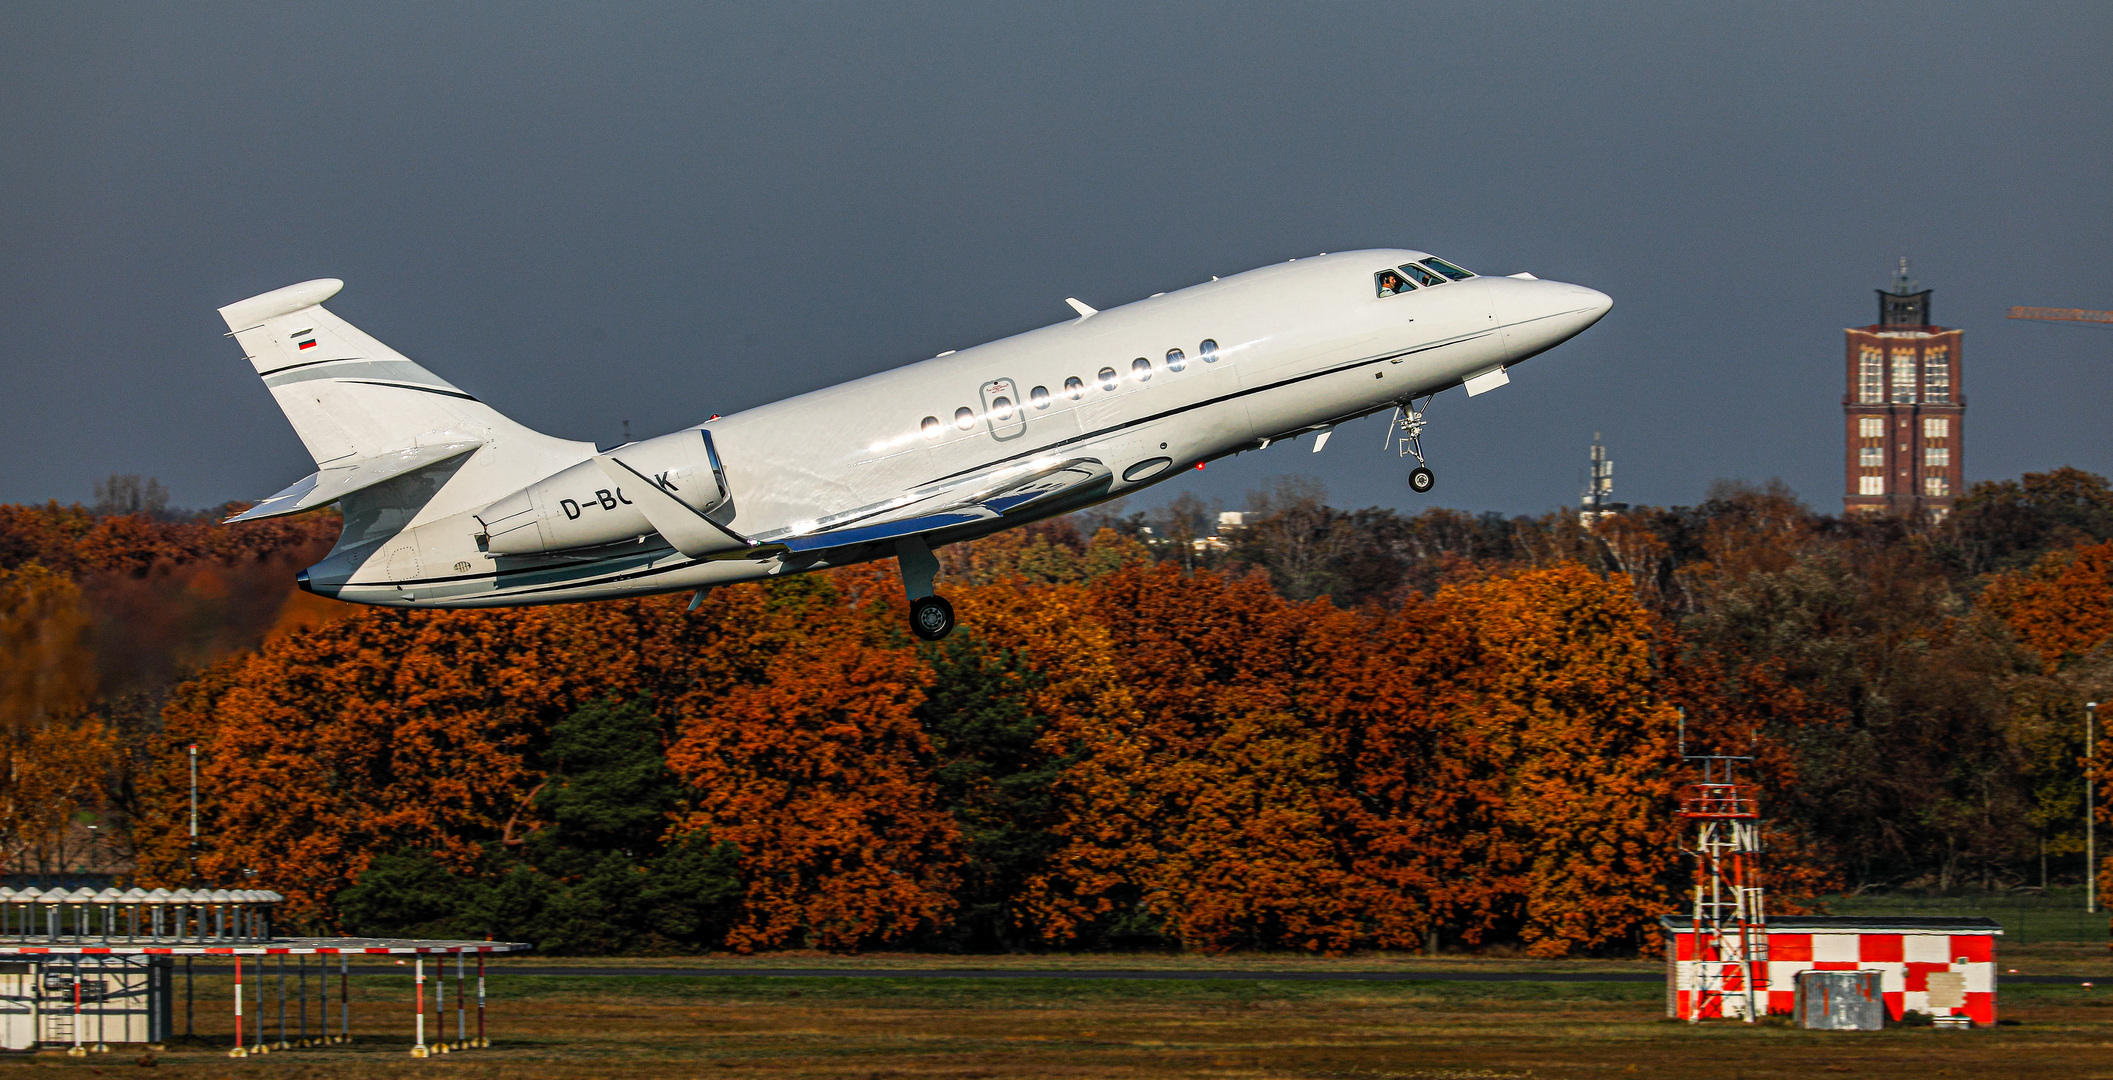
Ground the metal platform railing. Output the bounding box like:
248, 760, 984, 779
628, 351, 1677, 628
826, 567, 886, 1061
0, 887, 282, 945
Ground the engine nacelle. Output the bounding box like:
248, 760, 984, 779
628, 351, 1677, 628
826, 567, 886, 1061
476, 429, 728, 556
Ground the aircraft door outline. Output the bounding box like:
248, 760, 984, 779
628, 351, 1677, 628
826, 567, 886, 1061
980, 378, 1027, 441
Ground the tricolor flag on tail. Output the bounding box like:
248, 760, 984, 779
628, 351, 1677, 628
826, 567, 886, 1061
293, 328, 316, 350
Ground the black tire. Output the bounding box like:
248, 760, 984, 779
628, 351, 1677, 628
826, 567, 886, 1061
910, 595, 956, 641
1409, 466, 1435, 494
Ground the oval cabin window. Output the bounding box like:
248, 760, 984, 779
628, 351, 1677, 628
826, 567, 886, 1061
1200, 339, 1218, 362
1131, 357, 1153, 382
1030, 385, 1051, 409
920, 416, 942, 439
954, 407, 975, 430
992, 396, 1014, 421
1064, 376, 1085, 400
1166, 347, 1185, 372
1098, 367, 1119, 391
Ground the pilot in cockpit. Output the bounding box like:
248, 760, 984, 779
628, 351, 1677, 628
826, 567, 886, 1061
1376, 269, 1411, 297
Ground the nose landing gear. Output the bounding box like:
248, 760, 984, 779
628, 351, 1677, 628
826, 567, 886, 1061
1389, 397, 1436, 494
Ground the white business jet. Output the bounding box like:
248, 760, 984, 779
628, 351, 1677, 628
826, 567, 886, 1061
219, 251, 1609, 640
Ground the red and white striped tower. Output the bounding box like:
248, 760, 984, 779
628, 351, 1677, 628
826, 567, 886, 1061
1679, 728, 1767, 1022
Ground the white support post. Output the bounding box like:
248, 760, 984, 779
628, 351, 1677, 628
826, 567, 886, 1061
228, 956, 246, 1058
411, 957, 426, 1058
455, 954, 466, 1049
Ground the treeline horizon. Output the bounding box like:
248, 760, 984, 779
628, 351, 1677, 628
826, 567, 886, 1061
1, 467, 2110, 955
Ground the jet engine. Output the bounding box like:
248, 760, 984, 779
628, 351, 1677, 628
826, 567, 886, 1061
476, 429, 728, 556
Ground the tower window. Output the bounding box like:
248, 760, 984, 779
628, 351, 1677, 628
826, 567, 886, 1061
1923, 417, 1948, 439
1924, 447, 1949, 467
1859, 447, 1882, 467
1925, 475, 1949, 497
1859, 475, 1883, 496
1858, 348, 1882, 404
1859, 416, 1883, 438
1890, 350, 1917, 404
1924, 347, 1950, 403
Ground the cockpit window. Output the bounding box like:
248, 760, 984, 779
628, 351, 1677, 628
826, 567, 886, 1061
1400, 263, 1446, 287
1375, 269, 1416, 297
1420, 257, 1475, 281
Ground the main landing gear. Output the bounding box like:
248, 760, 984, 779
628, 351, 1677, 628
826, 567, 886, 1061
1390, 397, 1437, 494
911, 595, 956, 641
896, 533, 956, 641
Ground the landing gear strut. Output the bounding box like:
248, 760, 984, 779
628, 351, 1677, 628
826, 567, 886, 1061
896, 533, 956, 641
1389, 397, 1436, 494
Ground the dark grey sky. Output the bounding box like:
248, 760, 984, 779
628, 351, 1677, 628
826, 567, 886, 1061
4, 3, 2109, 518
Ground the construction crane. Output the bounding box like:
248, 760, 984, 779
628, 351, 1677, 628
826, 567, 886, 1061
2010, 306, 2113, 325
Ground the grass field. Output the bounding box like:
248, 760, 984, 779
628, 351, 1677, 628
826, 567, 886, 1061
22, 967, 2113, 1078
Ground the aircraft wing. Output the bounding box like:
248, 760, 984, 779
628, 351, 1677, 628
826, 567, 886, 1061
775, 456, 1112, 553
224, 439, 484, 523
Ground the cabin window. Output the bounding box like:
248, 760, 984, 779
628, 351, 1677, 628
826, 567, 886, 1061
1098, 366, 1119, 391
1132, 357, 1153, 382
1200, 339, 1218, 362
954, 407, 975, 430
992, 396, 1015, 421
920, 416, 942, 439
1030, 385, 1051, 409
1400, 263, 1446, 287
1166, 347, 1186, 372
1421, 257, 1476, 281
1375, 269, 1415, 297
1064, 376, 1085, 400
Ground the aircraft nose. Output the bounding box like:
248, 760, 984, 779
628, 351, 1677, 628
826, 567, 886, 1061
1496, 278, 1612, 361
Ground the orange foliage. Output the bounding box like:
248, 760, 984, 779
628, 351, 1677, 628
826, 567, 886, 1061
662, 570, 961, 951
0, 563, 113, 871
1023, 562, 1683, 956
1980, 541, 2113, 671
139, 570, 963, 949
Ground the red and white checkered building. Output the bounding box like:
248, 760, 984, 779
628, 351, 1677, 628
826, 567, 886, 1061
1663, 915, 2000, 1026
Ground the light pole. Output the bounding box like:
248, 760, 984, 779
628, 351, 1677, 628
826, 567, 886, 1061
187, 743, 199, 885
2089, 703, 2099, 916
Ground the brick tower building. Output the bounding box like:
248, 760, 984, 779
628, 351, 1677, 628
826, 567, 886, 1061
1844, 260, 1964, 518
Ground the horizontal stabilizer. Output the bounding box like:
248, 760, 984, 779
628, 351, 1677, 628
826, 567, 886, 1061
225, 440, 483, 523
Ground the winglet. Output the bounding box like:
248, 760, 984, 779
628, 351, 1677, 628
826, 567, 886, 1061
1064, 298, 1097, 319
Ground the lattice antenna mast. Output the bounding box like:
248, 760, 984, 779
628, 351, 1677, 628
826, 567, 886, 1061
1582, 433, 1613, 520
1677, 710, 1767, 1023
